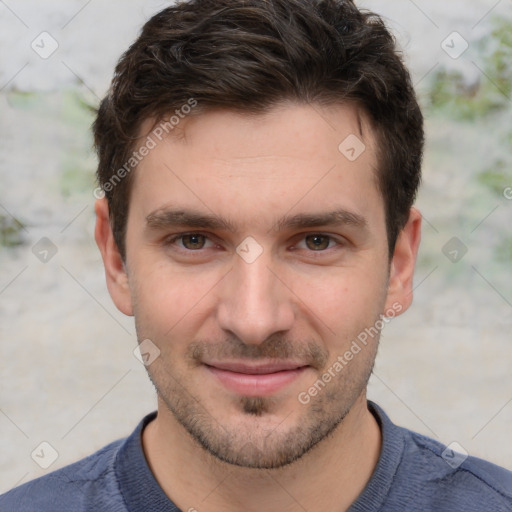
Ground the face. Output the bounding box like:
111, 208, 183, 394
98, 102, 417, 469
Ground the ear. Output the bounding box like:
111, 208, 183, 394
384, 207, 422, 315
94, 198, 133, 316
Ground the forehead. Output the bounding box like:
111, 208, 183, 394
130, 102, 383, 231
139, 101, 373, 167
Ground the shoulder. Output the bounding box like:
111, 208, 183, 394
0, 438, 127, 512
399, 427, 512, 511
367, 402, 512, 512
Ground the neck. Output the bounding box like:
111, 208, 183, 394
142, 393, 381, 512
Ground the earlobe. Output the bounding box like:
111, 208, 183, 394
94, 198, 134, 316
384, 207, 422, 315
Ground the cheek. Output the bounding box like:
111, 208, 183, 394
290, 264, 388, 339
130, 260, 222, 336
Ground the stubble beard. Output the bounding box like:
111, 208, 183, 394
143, 340, 378, 470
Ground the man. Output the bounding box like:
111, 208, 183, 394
1, 0, 511, 510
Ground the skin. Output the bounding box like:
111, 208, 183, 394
95, 102, 421, 512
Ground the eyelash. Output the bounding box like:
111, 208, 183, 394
164, 233, 216, 251
163, 232, 344, 254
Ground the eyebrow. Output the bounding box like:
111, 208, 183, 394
145, 208, 368, 233
146, 209, 237, 232
272, 210, 367, 232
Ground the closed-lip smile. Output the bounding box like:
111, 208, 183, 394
204, 360, 310, 396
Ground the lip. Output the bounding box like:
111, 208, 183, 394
204, 360, 310, 396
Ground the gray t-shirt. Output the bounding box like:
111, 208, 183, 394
1, 401, 511, 511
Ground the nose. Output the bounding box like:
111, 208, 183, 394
216, 250, 295, 345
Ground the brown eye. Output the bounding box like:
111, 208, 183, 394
305, 234, 331, 251
181, 234, 207, 250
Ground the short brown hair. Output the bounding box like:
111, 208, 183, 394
93, 0, 424, 259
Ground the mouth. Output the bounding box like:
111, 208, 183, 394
203, 360, 311, 396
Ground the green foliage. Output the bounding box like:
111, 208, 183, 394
53, 90, 97, 197
6, 89, 97, 200
427, 17, 512, 120
0, 214, 24, 247
6, 90, 39, 110
57, 91, 97, 197
424, 17, 512, 277
59, 89, 97, 129
427, 69, 503, 120
477, 161, 512, 197
60, 157, 97, 198
487, 17, 512, 100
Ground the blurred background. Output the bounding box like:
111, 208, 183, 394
0, 0, 511, 492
